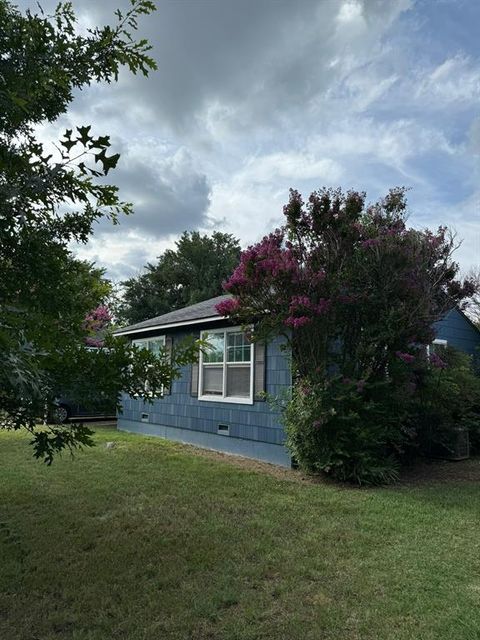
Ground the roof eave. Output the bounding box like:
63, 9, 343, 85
113, 314, 227, 337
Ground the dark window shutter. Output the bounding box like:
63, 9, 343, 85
190, 331, 201, 397
254, 342, 266, 401
163, 335, 173, 395
191, 361, 199, 397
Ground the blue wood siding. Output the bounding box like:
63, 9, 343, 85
118, 325, 292, 464
434, 308, 480, 358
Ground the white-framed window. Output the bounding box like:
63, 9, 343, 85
131, 335, 166, 396
132, 335, 166, 355
199, 327, 254, 404
427, 338, 448, 356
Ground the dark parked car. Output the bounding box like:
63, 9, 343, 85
51, 395, 116, 423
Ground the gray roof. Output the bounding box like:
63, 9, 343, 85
114, 294, 232, 336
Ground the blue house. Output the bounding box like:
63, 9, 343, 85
114, 296, 480, 467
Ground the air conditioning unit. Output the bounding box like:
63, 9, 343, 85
449, 427, 470, 461
427, 426, 470, 461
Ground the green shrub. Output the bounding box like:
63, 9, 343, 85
284, 348, 480, 485
415, 347, 480, 456
283, 377, 412, 485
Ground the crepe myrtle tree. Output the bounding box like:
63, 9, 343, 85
0, 0, 202, 463
217, 187, 476, 483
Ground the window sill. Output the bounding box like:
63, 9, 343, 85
199, 395, 254, 405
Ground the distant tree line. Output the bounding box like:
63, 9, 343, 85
118, 231, 241, 325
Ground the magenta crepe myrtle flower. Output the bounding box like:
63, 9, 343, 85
360, 238, 380, 248
289, 295, 311, 310
395, 351, 415, 364
284, 315, 312, 328
223, 230, 300, 294
83, 305, 112, 333
313, 299, 331, 315
429, 352, 447, 369
310, 269, 326, 284
287, 295, 330, 319
215, 297, 241, 316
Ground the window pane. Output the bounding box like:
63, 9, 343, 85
226, 332, 250, 362
431, 341, 447, 355
226, 365, 250, 397
204, 333, 225, 363
203, 366, 223, 395
148, 338, 164, 357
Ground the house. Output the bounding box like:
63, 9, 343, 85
433, 307, 480, 360
113, 296, 480, 467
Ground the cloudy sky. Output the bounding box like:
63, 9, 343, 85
24, 0, 480, 280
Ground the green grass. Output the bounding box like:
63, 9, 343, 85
1, 426, 480, 640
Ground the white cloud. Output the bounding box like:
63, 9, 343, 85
237, 152, 342, 185
74, 231, 175, 282
416, 54, 480, 104
336, 0, 364, 25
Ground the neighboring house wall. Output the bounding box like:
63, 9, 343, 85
117, 322, 292, 466
434, 308, 480, 359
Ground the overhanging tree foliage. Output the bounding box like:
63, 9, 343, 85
119, 231, 241, 325
218, 187, 477, 484
0, 0, 200, 462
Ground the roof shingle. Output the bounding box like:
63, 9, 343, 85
114, 294, 232, 335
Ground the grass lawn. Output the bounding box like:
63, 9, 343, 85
1, 426, 480, 640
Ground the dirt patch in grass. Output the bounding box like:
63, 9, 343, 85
397, 456, 480, 486
167, 440, 480, 488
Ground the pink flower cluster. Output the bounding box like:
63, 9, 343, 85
83, 305, 112, 333
288, 295, 330, 316
309, 269, 327, 285
283, 295, 331, 329
360, 238, 380, 249
223, 231, 299, 294
215, 297, 241, 316
429, 352, 447, 369
425, 227, 446, 249
289, 295, 311, 310
284, 316, 312, 328
395, 351, 415, 364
